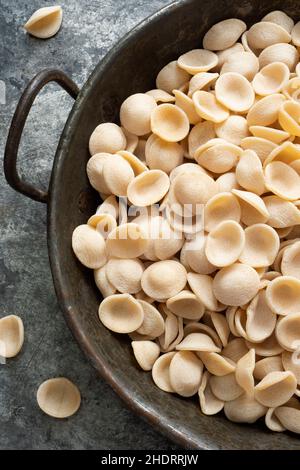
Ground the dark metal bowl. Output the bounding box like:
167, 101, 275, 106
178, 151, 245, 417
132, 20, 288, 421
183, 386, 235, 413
4, 0, 300, 449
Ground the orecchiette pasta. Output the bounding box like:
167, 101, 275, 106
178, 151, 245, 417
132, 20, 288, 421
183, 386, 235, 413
73, 12, 300, 437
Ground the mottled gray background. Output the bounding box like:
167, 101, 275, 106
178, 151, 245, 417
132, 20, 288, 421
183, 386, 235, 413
0, 0, 179, 450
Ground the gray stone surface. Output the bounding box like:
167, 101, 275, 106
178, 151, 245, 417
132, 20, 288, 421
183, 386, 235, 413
0, 0, 179, 450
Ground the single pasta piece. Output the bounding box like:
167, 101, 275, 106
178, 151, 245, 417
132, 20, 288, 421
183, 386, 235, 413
156, 61, 190, 94
192, 90, 229, 123
278, 100, 300, 137
151, 104, 190, 142
145, 134, 184, 173
262, 10, 294, 33
213, 263, 260, 306
94, 265, 116, 298
136, 300, 164, 338
166, 290, 205, 321
132, 341, 160, 371
177, 49, 218, 74
221, 51, 259, 81
203, 19, 246, 51
188, 72, 219, 96
264, 161, 300, 201
247, 22, 291, 50
127, 170, 170, 207
275, 406, 300, 434
117, 150, 148, 176
235, 349, 255, 395
146, 89, 175, 103
266, 276, 300, 316
72, 224, 107, 269
281, 241, 300, 278
204, 192, 241, 232
169, 351, 203, 397
224, 394, 267, 423
240, 137, 277, 163
98, 293, 144, 333
198, 372, 224, 415
239, 224, 280, 268
275, 312, 300, 351
235, 149, 265, 195
259, 43, 299, 70
249, 125, 289, 144
102, 154, 135, 197
254, 371, 297, 408
106, 258, 144, 294
254, 356, 283, 381
215, 43, 244, 71
173, 89, 201, 125
120, 93, 157, 136
106, 223, 149, 259
176, 333, 221, 353
199, 352, 235, 376
210, 373, 243, 402
37, 378, 81, 418
195, 139, 242, 173
215, 73, 255, 113
246, 290, 277, 343
205, 220, 245, 267
0, 315, 24, 358
24, 6, 63, 39
252, 62, 290, 96
89, 123, 126, 155
188, 121, 216, 157
247, 94, 286, 127
232, 189, 269, 226
141, 260, 187, 300
152, 352, 176, 392
214, 115, 249, 146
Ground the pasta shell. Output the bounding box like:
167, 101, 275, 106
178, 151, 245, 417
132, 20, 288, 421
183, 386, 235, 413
275, 405, 300, 434
215, 43, 245, 71
246, 331, 283, 357
262, 10, 294, 33
246, 289, 277, 343
172, 170, 218, 212
213, 263, 260, 306
176, 333, 221, 353
188, 72, 219, 96
89, 124, 126, 156
99, 293, 144, 333
198, 371, 224, 415
235, 149, 265, 195
192, 90, 229, 123
292, 21, 300, 46
221, 51, 259, 81
146, 89, 175, 103
117, 150, 148, 176
253, 62, 289, 96
210, 312, 230, 347
86, 153, 111, 193
132, 341, 160, 371
276, 312, 300, 351
72, 224, 107, 269
169, 162, 208, 183
249, 125, 289, 144
240, 137, 277, 163
120, 93, 157, 136
246, 94, 286, 127
169, 351, 203, 397
152, 352, 176, 392
184, 233, 216, 275
210, 373, 243, 401
102, 154, 135, 197
254, 371, 297, 407
106, 223, 149, 259
156, 61, 190, 94
216, 172, 240, 192
232, 189, 269, 226
264, 195, 300, 228
265, 407, 286, 432
266, 276, 300, 316
158, 308, 181, 351
166, 290, 204, 320
247, 22, 291, 50
205, 220, 245, 267
239, 224, 280, 267
145, 134, 183, 174
127, 170, 169, 207
214, 115, 249, 146
183, 323, 222, 350
222, 338, 249, 362
254, 356, 283, 381
259, 43, 299, 71
0, 315, 24, 358
241, 31, 259, 55
37, 378, 81, 418
224, 393, 267, 423
141, 260, 187, 301
106, 258, 144, 294
195, 140, 242, 173
199, 352, 235, 376
215, 72, 254, 112
94, 266, 116, 298
282, 350, 300, 384
151, 104, 189, 142
281, 241, 300, 278
187, 273, 218, 311
278, 100, 300, 137
188, 121, 216, 158
177, 49, 218, 74
173, 89, 201, 125
204, 192, 241, 232
24, 6, 63, 39
88, 213, 117, 239
203, 19, 246, 51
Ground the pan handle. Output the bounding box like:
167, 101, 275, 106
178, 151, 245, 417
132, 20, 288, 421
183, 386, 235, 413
4, 69, 79, 203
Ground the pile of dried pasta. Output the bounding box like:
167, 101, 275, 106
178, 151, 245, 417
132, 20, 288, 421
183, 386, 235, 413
72, 10, 300, 434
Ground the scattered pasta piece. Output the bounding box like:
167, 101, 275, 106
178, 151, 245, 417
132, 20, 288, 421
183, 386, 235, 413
37, 378, 81, 418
